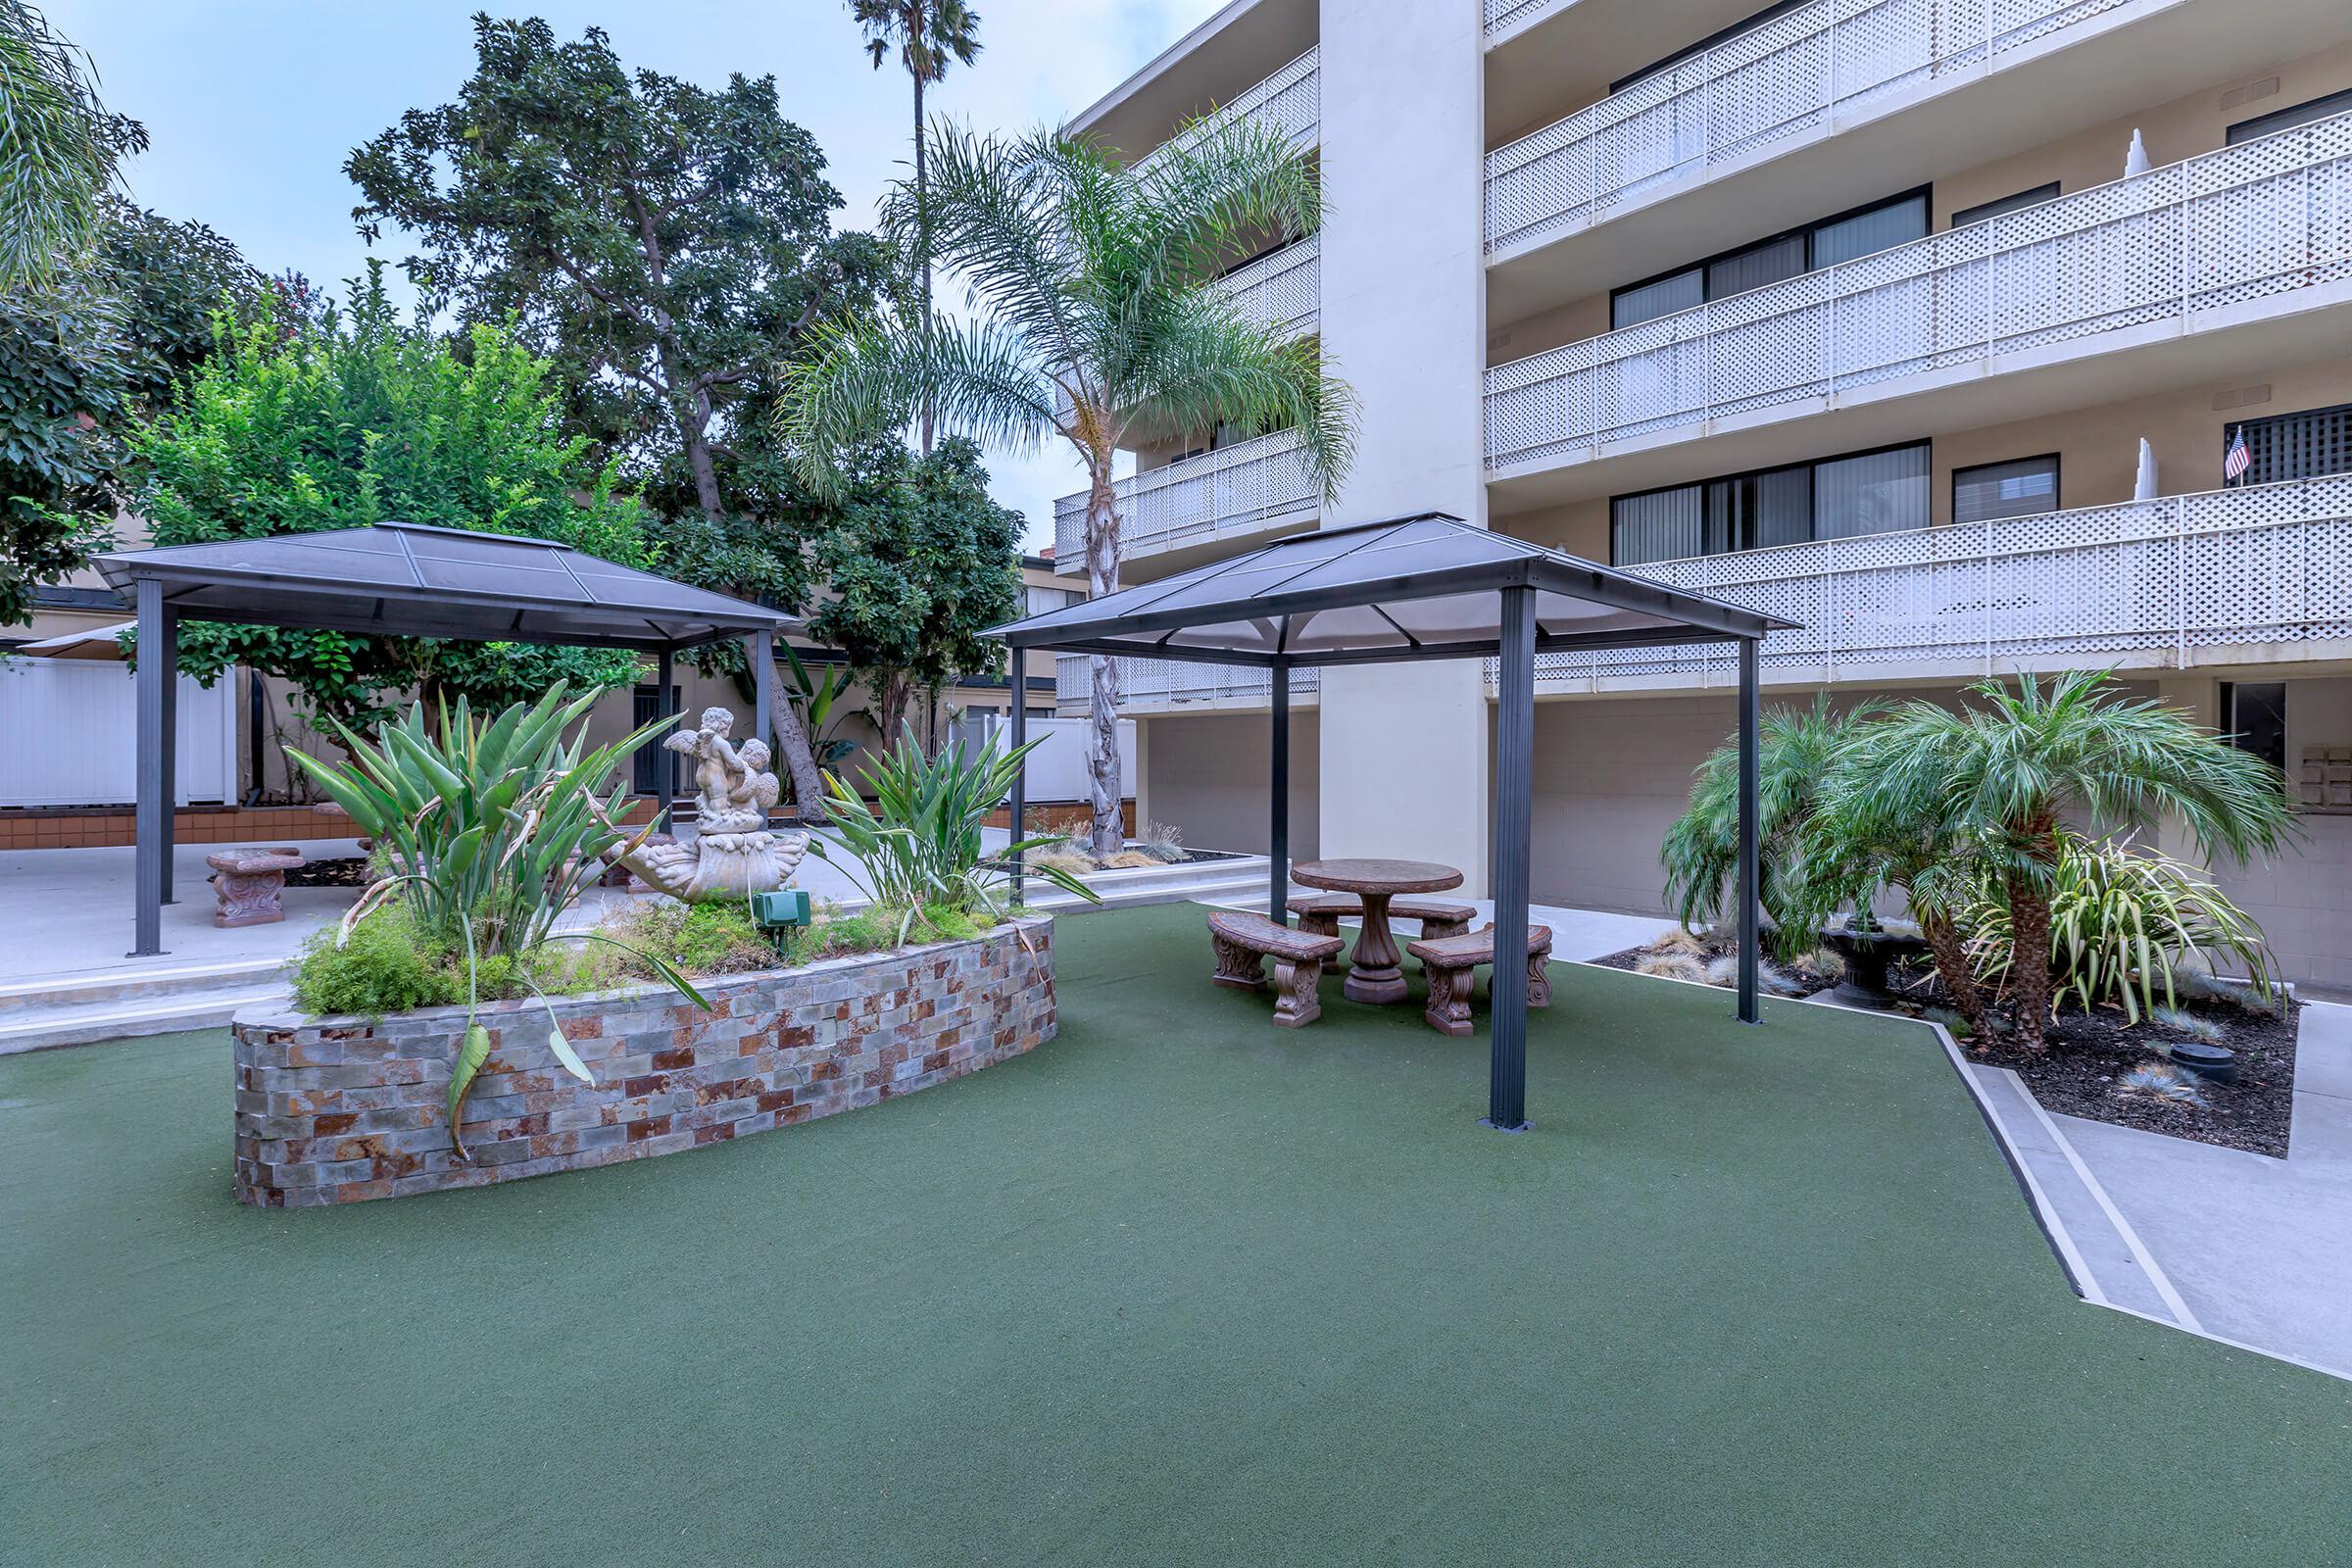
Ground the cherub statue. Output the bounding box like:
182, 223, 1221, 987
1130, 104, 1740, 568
612, 706, 805, 901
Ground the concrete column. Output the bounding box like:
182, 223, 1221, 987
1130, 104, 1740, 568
1315, 0, 1494, 892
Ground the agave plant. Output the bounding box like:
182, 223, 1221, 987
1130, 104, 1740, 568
1961, 831, 2279, 1026
288, 685, 706, 1157
810, 733, 1099, 944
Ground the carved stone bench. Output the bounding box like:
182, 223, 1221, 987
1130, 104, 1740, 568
206, 846, 305, 928
1287, 895, 1476, 967
1207, 910, 1345, 1028
1405, 923, 1554, 1038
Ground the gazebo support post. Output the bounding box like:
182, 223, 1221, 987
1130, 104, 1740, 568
1007, 693, 1027, 905
132, 578, 177, 956
1737, 638, 1761, 1024
654, 647, 676, 828
1484, 584, 1536, 1133
1268, 662, 1289, 925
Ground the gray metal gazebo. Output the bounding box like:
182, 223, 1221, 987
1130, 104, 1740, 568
989, 512, 1796, 1132
96, 520, 799, 957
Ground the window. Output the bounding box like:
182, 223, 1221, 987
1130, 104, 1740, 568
2228, 403, 2352, 486
1950, 182, 2061, 228
631, 683, 681, 796
1610, 191, 1929, 329
1953, 455, 2060, 524
1026, 584, 1083, 616
2220, 682, 2287, 772
1611, 442, 1930, 565
2228, 86, 2352, 146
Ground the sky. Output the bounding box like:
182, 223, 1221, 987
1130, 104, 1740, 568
49, 0, 1229, 553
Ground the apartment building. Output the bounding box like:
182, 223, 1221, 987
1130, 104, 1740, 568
1055, 0, 2352, 986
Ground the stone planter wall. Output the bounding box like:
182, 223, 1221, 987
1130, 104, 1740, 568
232, 917, 1054, 1206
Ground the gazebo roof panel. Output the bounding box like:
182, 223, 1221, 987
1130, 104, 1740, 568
93, 520, 797, 651
990, 511, 1797, 662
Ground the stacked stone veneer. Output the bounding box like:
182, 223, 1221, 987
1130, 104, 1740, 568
232, 917, 1054, 1206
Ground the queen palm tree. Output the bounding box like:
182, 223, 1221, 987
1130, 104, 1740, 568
0, 1, 114, 286
847, 0, 982, 454
785, 115, 1356, 860
1837, 672, 2295, 1048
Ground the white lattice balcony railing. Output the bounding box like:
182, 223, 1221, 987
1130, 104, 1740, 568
1054, 654, 1321, 713
1485, 0, 1570, 38
1484, 476, 2352, 692
1053, 426, 1319, 570
1139, 47, 1320, 172
1484, 0, 2136, 255
1485, 112, 2352, 471
1216, 233, 1320, 338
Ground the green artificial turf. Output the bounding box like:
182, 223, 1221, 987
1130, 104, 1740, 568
1, 901, 2345, 1565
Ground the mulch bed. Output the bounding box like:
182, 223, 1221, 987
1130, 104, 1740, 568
1592, 933, 2297, 1157
283, 857, 371, 890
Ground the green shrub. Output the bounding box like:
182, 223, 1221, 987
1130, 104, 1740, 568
291, 904, 464, 1018
1962, 832, 2280, 1025
601, 900, 780, 981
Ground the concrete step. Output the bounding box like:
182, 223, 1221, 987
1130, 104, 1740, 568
0, 982, 289, 1054
0, 955, 287, 1015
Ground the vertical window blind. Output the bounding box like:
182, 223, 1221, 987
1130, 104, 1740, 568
1612, 443, 1929, 565
1952, 455, 2059, 525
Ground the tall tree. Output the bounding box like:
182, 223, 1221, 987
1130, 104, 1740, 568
129, 265, 651, 728
0, 197, 278, 624
848, 0, 981, 455
808, 435, 1021, 744
786, 116, 1354, 858
346, 14, 888, 528
0, 0, 113, 287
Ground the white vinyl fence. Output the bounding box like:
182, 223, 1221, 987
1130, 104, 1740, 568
0, 658, 237, 807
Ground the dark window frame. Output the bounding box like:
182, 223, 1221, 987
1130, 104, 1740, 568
2228, 86, 2352, 146
1609, 437, 1932, 564
1951, 452, 2062, 525
1609, 186, 1932, 329
2217, 680, 2288, 773
1949, 182, 2062, 228
2227, 399, 2352, 486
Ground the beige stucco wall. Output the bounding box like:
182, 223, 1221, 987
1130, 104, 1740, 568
1138, 709, 1320, 858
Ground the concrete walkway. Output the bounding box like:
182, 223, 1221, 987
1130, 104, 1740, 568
1951, 1000, 2352, 1381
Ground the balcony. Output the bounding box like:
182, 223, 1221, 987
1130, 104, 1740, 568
1217, 233, 1320, 338
1141, 46, 1319, 173
1485, 476, 2352, 692
1486, 0, 2148, 260
1055, 654, 1320, 715
1053, 427, 1318, 573
1485, 112, 2352, 479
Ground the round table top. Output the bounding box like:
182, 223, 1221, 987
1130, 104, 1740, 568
1291, 858, 1464, 896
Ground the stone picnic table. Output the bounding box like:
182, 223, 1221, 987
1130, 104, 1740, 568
1289, 858, 1465, 1005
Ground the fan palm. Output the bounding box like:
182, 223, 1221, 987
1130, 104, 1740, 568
1662, 696, 1874, 957
785, 114, 1356, 860
847, 0, 982, 454
1836, 672, 2295, 1048
0, 1, 113, 286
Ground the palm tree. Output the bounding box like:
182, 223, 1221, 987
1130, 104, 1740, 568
1838, 672, 2296, 1048
0, 1, 114, 286
847, 0, 982, 455
1662, 697, 1874, 957
785, 115, 1356, 860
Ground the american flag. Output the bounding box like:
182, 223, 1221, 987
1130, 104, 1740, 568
2225, 427, 2253, 483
